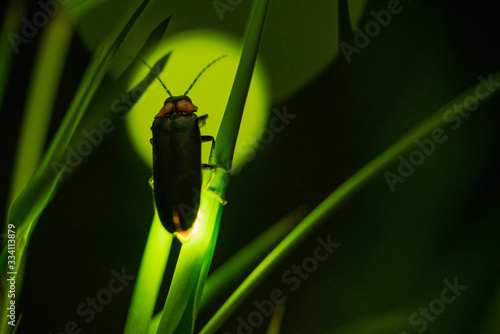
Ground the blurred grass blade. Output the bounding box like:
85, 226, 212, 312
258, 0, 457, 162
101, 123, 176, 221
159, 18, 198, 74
148, 206, 305, 333
9, 10, 74, 204
118, 16, 172, 84
1, 10, 73, 333
1, 2, 150, 333
266, 303, 285, 334
124, 213, 172, 334
33, 0, 150, 178
326, 310, 409, 334
4, 0, 150, 245
0, 0, 27, 111
200, 70, 500, 333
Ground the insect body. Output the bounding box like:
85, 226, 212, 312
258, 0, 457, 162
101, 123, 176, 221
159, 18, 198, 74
151, 96, 211, 234
146, 56, 225, 235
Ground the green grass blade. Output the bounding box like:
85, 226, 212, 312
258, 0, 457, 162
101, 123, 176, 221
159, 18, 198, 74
124, 213, 173, 334
3, 0, 150, 246
4, 0, 151, 237
9, 11, 74, 204
147, 206, 305, 333
117, 16, 172, 84
156, 170, 226, 334
200, 70, 500, 333
0, 0, 27, 111
266, 303, 285, 334
213, 0, 270, 169
34, 0, 150, 177
200, 206, 305, 310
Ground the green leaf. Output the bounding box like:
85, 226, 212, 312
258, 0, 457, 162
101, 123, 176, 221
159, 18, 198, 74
9, 12, 74, 204
156, 170, 226, 333
213, 0, 270, 169
124, 214, 173, 334
266, 303, 285, 334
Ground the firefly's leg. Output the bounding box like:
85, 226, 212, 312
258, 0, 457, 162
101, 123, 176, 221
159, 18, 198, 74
200, 134, 228, 206
198, 114, 208, 127
201, 135, 215, 165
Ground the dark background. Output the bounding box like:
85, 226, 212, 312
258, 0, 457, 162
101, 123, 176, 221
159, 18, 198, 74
1, 1, 499, 333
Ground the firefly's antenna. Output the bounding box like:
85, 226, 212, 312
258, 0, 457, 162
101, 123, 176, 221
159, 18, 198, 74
136, 57, 172, 97
184, 55, 227, 95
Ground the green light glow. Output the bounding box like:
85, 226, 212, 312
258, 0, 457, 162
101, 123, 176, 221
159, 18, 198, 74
126, 30, 271, 169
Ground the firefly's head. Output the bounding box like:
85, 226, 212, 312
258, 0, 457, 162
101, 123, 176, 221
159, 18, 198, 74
154, 96, 198, 118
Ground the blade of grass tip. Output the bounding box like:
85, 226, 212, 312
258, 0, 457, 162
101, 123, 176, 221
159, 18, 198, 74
156, 0, 270, 332
200, 70, 500, 333
124, 213, 172, 334
118, 16, 173, 85
9, 10, 74, 204
0, 0, 27, 111
266, 303, 285, 334
10, 312, 22, 334
213, 0, 270, 170
148, 206, 305, 332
